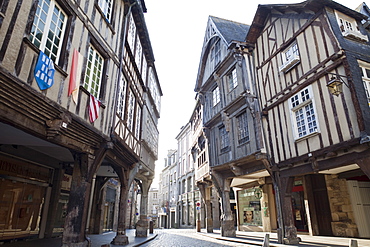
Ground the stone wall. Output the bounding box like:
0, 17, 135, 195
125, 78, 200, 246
325, 175, 359, 237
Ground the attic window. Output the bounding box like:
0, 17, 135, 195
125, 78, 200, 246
279, 41, 300, 73
335, 10, 368, 42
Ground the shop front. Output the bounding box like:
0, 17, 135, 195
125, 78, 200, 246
0, 154, 53, 241
237, 188, 263, 231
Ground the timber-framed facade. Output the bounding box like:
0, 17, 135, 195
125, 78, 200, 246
194, 16, 275, 237
0, 0, 161, 246
246, 0, 370, 243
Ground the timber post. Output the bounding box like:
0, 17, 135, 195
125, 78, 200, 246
279, 176, 300, 245
111, 164, 139, 245
62, 153, 96, 247
212, 171, 235, 237
197, 182, 214, 233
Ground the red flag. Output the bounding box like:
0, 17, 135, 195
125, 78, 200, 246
89, 94, 101, 123
68, 49, 83, 103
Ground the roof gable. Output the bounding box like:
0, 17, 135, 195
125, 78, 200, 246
246, 0, 369, 45
209, 16, 250, 45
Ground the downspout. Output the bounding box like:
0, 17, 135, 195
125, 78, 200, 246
110, 0, 137, 136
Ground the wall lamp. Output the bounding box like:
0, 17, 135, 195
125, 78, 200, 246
326, 73, 349, 96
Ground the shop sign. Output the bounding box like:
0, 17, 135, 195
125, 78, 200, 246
0, 155, 52, 182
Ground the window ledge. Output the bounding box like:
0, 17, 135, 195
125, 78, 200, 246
279, 55, 300, 73
294, 131, 320, 143
342, 30, 369, 42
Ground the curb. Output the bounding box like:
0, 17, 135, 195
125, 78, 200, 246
133, 233, 158, 247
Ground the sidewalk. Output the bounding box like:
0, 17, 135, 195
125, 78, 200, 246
0, 229, 158, 247
198, 229, 370, 247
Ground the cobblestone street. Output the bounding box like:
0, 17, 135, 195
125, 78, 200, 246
140, 229, 245, 247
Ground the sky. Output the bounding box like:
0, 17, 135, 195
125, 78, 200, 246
143, 0, 362, 187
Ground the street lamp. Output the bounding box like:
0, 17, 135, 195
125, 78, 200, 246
326, 74, 349, 96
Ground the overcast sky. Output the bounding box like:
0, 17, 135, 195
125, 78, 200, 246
143, 0, 363, 187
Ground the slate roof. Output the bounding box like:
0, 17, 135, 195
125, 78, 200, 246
356, 2, 370, 18
209, 16, 250, 44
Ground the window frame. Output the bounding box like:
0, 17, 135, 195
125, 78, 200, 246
289, 86, 319, 140
219, 125, 230, 153
29, 0, 68, 64
359, 61, 370, 107
236, 112, 249, 144
212, 86, 220, 107
83, 44, 104, 98
227, 68, 238, 92
334, 10, 368, 42
279, 41, 300, 73
98, 0, 113, 23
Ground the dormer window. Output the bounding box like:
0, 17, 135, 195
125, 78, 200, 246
279, 41, 300, 73
335, 10, 368, 42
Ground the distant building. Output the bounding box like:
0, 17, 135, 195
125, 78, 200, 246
176, 123, 200, 229
158, 149, 178, 228
148, 187, 159, 228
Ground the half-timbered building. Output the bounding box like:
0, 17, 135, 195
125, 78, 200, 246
0, 0, 161, 246
194, 16, 275, 237
246, 0, 370, 243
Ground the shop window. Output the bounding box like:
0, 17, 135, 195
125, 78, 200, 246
238, 188, 262, 226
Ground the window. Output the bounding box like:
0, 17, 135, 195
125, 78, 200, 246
83, 45, 104, 98
211, 40, 221, 68
228, 68, 238, 91
237, 112, 249, 144
117, 76, 126, 119
359, 62, 370, 107
29, 0, 67, 64
290, 86, 318, 139
135, 40, 142, 71
127, 89, 135, 132
98, 0, 113, 22
135, 105, 141, 138
219, 125, 230, 152
335, 10, 368, 42
280, 41, 300, 73
128, 14, 136, 50
212, 86, 220, 106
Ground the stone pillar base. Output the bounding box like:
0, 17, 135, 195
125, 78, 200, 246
111, 234, 129, 245
283, 237, 301, 245
220, 220, 235, 237
284, 226, 301, 244
62, 240, 90, 247
136, 218, 148, 237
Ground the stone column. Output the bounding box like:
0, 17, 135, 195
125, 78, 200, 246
197, 182, 213, 233
62, 153, 95, 247
136, 178, 152, 237
111, 165, 138, 245
212, 171, 235, 237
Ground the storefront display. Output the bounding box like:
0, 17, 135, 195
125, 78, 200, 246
0, 155, 53, 241
238, 188, 262, 226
